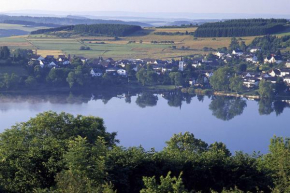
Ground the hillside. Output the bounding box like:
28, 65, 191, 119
30, 24, 143, 37
0, 15, 152, 27
194, 19, 289, 37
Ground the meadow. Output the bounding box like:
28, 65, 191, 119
0, 23, 280, 59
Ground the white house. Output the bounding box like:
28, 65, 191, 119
215, 52, 225, 58
232, 50, 244, 56
205, 72, 213, 78
37, 56, 45, 61
269, 69, 281, 77
250, 48, 261, 53
280, 69, 290, 77
117, 69, 127, 76
243, 78, 260, 88
246, 55, 258, 64
39, 60, 45, 68
179, 61, 185, 71
48, 62, 57, 68
90, 69, 103, 77
63, 60, 70, 65
284, 75, 290, 85
264, 56, 283, 64
286, 60, 290, 68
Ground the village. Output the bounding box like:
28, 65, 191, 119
27, 45, 290, 93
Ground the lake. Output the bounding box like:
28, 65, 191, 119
0, 91, 290, 154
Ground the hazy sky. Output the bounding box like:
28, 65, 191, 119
1, 0, 290, 15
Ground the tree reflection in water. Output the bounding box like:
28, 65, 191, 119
209, 96, 247, 121
136, 93, 158, 108
1, 90, 290, 120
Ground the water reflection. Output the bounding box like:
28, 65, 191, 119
209, 96, 247, 121
1, 90, 290, 120
136, 93, 158, 108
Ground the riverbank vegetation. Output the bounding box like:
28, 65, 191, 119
0, 111, 289, 192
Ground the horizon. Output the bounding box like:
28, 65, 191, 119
1, 0, 290, 20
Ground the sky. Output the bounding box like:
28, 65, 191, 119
1, 0, 290, 16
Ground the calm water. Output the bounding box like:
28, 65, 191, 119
0, 91, 290, 154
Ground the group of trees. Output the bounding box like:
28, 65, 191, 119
154, 31, 194, 36
31, 24, 143, 37
0, 46, 10, 60
136, 64, 194, 87
250, 35, 290, 55
80, 46, 91, 50
151, 40, 175, 44
0, 111, 289, 192
194, 19, 288, 37
210, 66, 244, 93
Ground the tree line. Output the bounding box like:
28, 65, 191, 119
31, 24, 143, 37
154, 31, 194, 36
0, 111, 289, 192
194, 19, 288, 37
250, 35, 290, 55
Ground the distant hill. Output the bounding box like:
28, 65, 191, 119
194, 19, 289, 37
0, 15, 152, 27
31, 24, 143, 37
0, 29, 29, 37
66, 15, 89, 20
3, 20, 61, 28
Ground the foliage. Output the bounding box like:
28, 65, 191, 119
229, 76, 244, 93
258, 80, 274, 98
141, 172, 188, 193
0, 111, 117, 192
31, 24, 142, 37
136, 93, 158, 108
0, 46, 10, 59
195, 19, 287, 37
209, 97, 247, 121
0, 113, 287, 192
210, 66, 233, 91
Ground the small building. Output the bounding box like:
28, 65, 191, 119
243, 77, 260, 88
269, 69, 281, 77
62, 60, 70, 65
280, 68, 290, 77
215, 52, 225, 58
286, 60, 290, 68
117, 69, 127, 76
232, 50, 244, 56
284, 75, 290, 85
250, 47, 261, 53
90, 69, 103, 77
264, 55, 283, 64
246, 55, 258, 64
48, 62, 57, 68
179, 61, 185, 71
37, 56, 45, 61
106, 67, 118, 75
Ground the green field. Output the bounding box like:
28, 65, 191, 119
0, 25, 286, 59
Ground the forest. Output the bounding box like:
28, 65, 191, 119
0, 111, 289, 193
31, 24, 143, 37
194, 19, 289, 37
